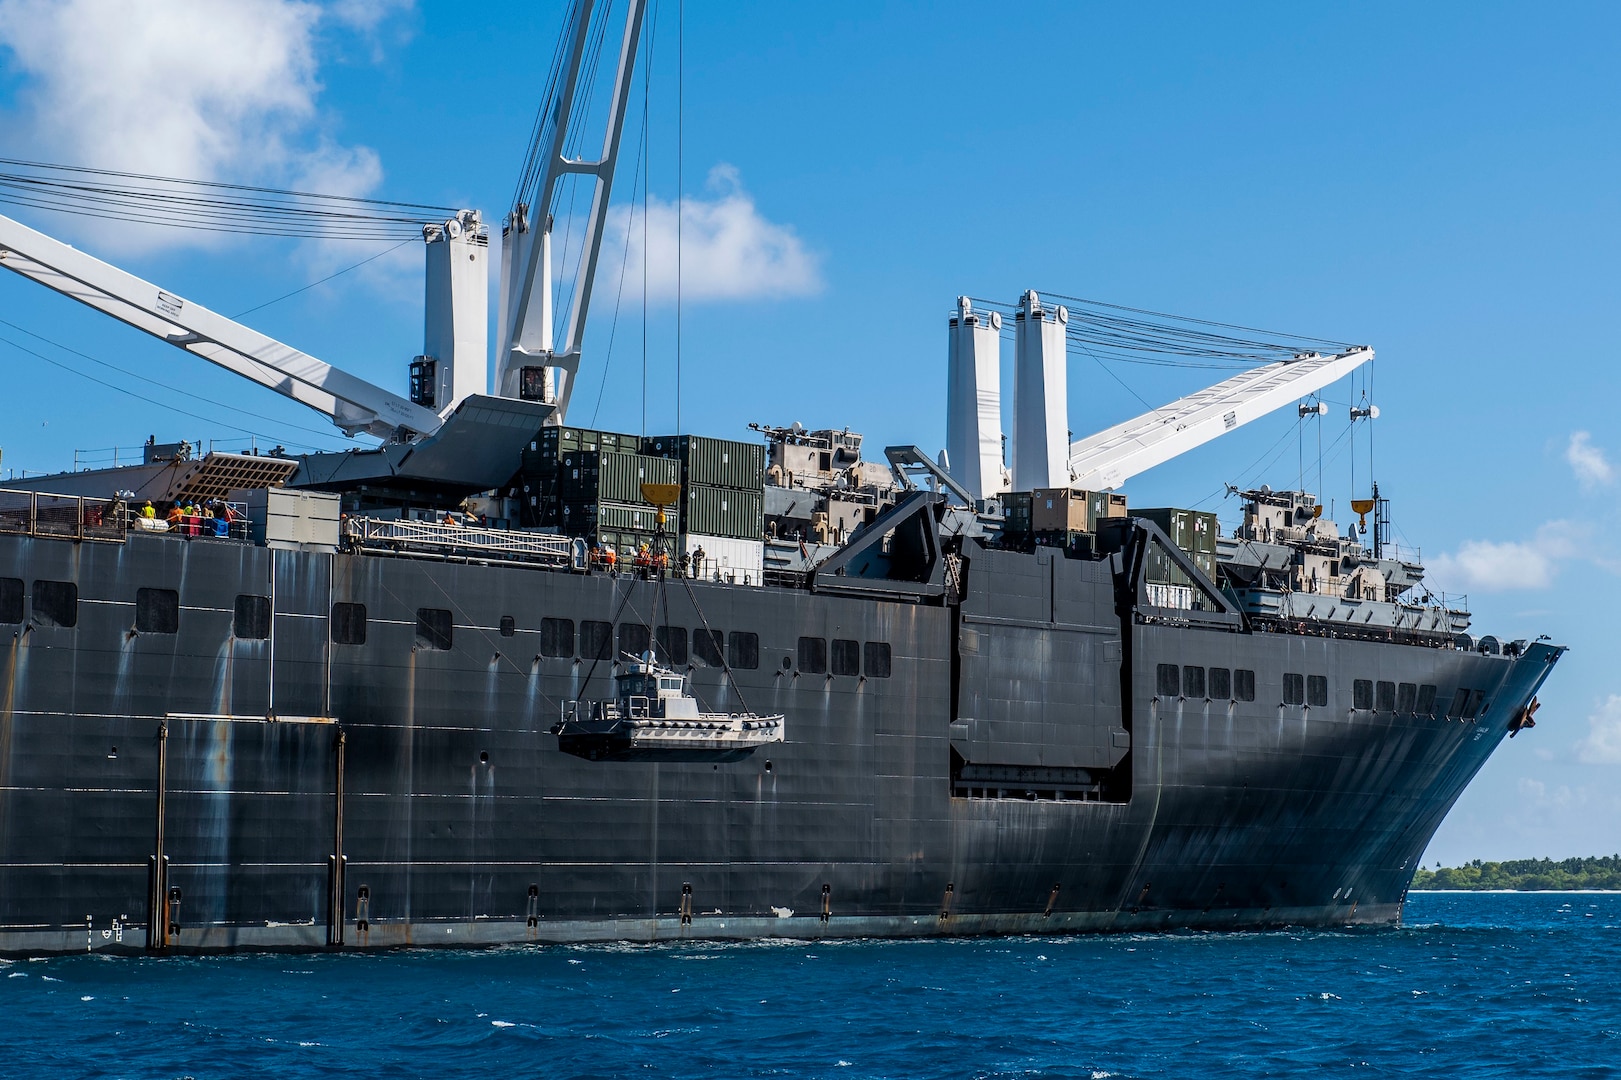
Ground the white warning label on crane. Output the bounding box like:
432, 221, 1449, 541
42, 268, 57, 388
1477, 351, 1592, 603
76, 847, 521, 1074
155, 291, 183, 318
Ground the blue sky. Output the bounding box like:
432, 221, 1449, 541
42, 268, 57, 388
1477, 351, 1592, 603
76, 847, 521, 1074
1, 0, 1618, 864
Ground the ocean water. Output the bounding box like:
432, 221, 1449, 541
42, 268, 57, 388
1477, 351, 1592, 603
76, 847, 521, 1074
2, 893, 1617, 1079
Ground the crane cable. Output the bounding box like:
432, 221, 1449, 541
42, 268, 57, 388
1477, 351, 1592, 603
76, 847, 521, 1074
0, 157, 457, 241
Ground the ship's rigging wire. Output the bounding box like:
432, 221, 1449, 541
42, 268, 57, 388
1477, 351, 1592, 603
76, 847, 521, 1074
510, 0, 581, 214
0, 158, 457, 241
678, 573, 758, 714
1189, 421, 1300, 510
675, 0, 684, 436
577, 573, 648, 697
1297, 411, 1305, 493
548, 0, 617, 341
0, 315, 347, 442
969, 294, 1354, 369
0, 321, 347, 451
1074, 339, 1155, 411
1192, 401, 1360, 513
232, 238, 416, 319
588, 75, 652, 429
1039, 290, 1352, 350
510, 0, 686, 436
1311, 401, 1324, 497
641, 0, 656, 438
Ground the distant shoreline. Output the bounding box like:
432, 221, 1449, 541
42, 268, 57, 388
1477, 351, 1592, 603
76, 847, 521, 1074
1409, 888, 1621, 894
1410, 857, 1620, 891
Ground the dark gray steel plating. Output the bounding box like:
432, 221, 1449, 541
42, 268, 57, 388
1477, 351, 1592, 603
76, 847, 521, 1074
0, 518, 1561, 955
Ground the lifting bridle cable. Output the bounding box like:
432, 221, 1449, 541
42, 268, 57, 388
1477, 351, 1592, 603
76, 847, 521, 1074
0, 157, 458, 240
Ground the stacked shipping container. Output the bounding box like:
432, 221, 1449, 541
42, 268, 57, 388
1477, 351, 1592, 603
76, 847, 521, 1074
1000, 487, 1127, 554
1030, 488, 1127, 551
642, 434, 767, 584
559, 449, 681, 557
512, 429, 771, 575
515, 428, 679, 558
1136, 507, 1220, 608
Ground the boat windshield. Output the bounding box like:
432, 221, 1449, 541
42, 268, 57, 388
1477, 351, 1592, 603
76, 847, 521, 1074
617, 675, 654, 697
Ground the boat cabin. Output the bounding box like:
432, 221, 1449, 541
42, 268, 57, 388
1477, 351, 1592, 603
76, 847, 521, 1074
614, 656, 700, 720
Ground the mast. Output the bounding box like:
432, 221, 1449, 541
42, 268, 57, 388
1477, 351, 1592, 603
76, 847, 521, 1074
498, 0, 650, 424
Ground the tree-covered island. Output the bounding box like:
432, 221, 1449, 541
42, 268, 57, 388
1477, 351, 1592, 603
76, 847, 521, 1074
1411, 855, 1621, 890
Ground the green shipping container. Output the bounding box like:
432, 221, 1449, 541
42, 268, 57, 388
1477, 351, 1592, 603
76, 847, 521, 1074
1137, 507, 1218, 554
596, 528, 665, 559
1032, 529, 1095, 554
1002, 491, 1033, 535
560, 500, 679, 535
1142, 545, 1216, 585
643, 434, 766, 491
683, 484, 764, 539
526, 426, 640, 472
559, 451, 679, 504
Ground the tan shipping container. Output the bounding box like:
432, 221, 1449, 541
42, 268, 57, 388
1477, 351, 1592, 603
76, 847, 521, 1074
1031, 488, 1128, 533
1032, 488, 1089, 533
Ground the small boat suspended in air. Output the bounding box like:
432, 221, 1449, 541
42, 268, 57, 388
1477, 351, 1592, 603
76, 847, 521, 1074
552, 652, 785, 762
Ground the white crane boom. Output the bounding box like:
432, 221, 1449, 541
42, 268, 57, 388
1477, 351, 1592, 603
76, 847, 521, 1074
499, 0, 648, 422
0, 212, 442, 440
1066, 347, 1373, 491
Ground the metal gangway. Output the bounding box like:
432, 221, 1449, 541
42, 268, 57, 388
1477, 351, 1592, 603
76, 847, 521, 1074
345, 516, 579, 568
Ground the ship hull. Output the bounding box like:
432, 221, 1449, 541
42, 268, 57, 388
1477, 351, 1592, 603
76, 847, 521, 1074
0, 531, 1559, 954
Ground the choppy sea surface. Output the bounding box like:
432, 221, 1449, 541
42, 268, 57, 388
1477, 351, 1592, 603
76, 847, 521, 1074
2, 892, 1617, 1079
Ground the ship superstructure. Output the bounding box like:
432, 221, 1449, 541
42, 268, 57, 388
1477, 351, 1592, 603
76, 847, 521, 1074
0, 3, 1564, 954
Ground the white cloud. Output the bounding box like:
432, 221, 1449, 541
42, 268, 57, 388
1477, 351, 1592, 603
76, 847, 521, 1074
601, 164, 822, 303
1566, 431, 1614, 490
1517, 776, 1575, 809
1428, 539, 1554, 591
1575, 695, 1621, 764
328, 0, 411, 31
0, 0, 407, 254
1427, 520, 1584, 592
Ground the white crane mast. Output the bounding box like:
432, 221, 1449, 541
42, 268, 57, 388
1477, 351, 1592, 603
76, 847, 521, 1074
498, 0, 650, 424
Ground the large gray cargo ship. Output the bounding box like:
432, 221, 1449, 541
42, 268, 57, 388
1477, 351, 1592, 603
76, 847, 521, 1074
0, 3, 1562, 954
